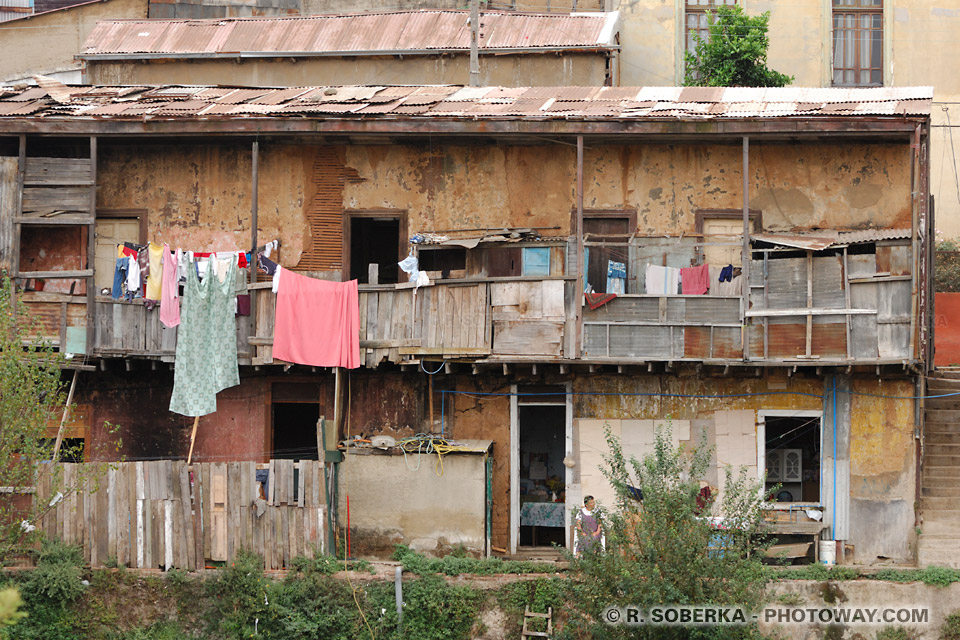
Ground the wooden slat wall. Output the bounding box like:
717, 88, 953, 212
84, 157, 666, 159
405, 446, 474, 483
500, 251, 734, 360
93, 299, 249, 360
36, 460, 326, 570
0, 157, 17, 272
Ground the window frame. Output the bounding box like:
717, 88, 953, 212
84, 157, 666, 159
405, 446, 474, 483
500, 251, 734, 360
684, 0, 738, 56
831, 0, 884, 87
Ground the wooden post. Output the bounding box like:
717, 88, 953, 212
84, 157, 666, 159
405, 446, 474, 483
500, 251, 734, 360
316, 415, 325, 460
806, 250, 813, 357
429, 374, 435, 429
51, 369, 79, 461
741, 136, 751, 360
186, 416, 200, 465
575, 135, 584, 358
86, 136, 97, 355
11, 134, 25, 322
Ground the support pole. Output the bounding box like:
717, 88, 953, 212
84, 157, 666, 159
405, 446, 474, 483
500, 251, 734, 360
250, 140, 259, 284
575, 135, 584, 357
186, 415, 200, 465
51, 370, 79, 461
469, 0, 480, 87
86, 136, 97, 355
741, 136, 751, 360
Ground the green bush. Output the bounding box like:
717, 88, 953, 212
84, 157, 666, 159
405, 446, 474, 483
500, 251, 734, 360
365, 574, 483, 640
559, 423, 773, 639
941, 610, 960, 640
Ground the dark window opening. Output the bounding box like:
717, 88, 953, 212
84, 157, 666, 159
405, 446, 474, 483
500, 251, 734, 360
272, 402, 320, 461
584, 216, 632, 294
419, 247, 467, 277
764, 416, 820, 504
350, 217, 400, 284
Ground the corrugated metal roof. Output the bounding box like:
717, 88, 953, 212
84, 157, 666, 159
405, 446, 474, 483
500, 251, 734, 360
0, 81, 933, 123
79, 10, 620, 57
752, 228, 912, 250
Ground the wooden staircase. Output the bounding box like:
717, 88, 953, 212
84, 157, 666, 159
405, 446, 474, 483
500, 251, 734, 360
919, 372, 960, 568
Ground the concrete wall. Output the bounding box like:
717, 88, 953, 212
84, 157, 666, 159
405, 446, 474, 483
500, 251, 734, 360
0, 0, 148, 83
148, 0, 300, 19
85, 53, 610, 87
340, 450, 489, 556
767, 580, 960, 640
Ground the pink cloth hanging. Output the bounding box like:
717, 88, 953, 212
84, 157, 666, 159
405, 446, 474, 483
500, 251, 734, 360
273, 269, 360, 369
159, 244, 181, 328
681, 263, 710, 295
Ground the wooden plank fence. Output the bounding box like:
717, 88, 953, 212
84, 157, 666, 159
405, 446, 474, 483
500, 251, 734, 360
36, 460, 326, 570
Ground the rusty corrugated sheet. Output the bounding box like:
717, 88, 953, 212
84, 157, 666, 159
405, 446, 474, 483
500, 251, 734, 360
79, 11, 617, 57
0, 82, 934, 122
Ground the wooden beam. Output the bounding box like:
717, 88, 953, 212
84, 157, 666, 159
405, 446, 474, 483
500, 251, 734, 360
86, 136, 97, 357
741, 135, 750, 361
17, 269, 93, 279
186, 416, 200, 466
575, 135, 584, 360
13, 216, 95, 225
805, 250, 813, 358
50, 369, 79, 462
745, 308, 877, 318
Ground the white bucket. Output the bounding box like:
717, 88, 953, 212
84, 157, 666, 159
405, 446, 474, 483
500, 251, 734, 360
820, 540, 836, 566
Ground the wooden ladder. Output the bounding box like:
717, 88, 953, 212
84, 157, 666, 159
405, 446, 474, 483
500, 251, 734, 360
521, 606, 553, 638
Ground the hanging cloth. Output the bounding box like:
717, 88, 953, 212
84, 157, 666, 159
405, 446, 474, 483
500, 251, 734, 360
169, 258, 239, 417
146, 242, 164, 301
644, 264, 680, 295
160, 244, 181, 328
680, 263, 710, 295
273, 269, 360, 369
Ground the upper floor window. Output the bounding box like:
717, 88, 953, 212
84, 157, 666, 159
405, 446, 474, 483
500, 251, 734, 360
685, 0, 738, 54
832, 0, 883, 86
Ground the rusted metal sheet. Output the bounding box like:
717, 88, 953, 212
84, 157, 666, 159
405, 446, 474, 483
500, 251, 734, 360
80, 11, 617, 58
0, 81, 934, 126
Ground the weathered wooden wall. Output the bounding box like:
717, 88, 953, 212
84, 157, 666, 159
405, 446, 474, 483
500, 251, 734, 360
36, 460, 327, 570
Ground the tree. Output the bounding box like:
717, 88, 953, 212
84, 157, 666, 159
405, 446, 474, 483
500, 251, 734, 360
684, 5, 793, 88
0, 275, 114, 562
560, 423, 772, 639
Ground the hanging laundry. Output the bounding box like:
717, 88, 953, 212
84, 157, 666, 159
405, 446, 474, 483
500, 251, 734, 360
169, 259, 239, 417
718, 264, 734, 283
258, 254, 278, 276
681, 263, 710, 295
160, 244, 181, 328
263, 240, 278, 258
644, 264, 681, 295
398, 254, 420, 283
273, 269, 360, 369
112, 257, 128, 300
585, 292, 617, 310
146, 242, 163, 302
125, 255, 140, 300
236, 294, 251, 317
606, 260, 626, 295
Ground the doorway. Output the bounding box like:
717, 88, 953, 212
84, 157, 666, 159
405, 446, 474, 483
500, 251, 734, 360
344, 211, 406, 285
509, 384, 572, 555
582, 211, 634, 293
94, 209, 145, 292
758, 410, 821, 504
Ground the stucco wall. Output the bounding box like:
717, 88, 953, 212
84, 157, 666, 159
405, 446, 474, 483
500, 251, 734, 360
85, 53, 610, 87
340, 450, 489, 556
0, 0, 147, 82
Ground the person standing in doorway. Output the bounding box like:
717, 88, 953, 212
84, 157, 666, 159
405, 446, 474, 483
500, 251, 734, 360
575, 495, 604, 556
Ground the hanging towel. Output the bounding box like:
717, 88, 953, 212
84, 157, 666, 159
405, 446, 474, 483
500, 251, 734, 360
169, 258, 239, 417
606, 260, 626, 295
644, 264, 680, 295
584, 292, 617, 310
160, 244, 181, 328
273, 269, 360, 369
125, 255, 140, 298
146, 242, 163, 301
681, 263, 710, 295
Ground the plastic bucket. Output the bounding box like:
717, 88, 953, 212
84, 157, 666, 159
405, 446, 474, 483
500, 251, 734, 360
819, 540, 836, 566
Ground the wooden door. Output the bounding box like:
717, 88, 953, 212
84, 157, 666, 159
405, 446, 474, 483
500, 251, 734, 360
94, 218, 140, 292
702, 217, 754, 267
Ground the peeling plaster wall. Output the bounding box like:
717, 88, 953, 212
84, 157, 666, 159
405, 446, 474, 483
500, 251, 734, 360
848, 377, 917, 563
97, 142, 313, 267
570, 372, 915, 565
86, 54, 609, 87
617, 0, 679, 86
582, 143, 912, 234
